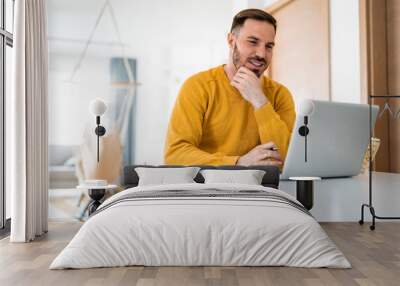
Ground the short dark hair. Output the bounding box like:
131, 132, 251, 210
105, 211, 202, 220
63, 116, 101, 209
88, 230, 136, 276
230, 9, 277, 33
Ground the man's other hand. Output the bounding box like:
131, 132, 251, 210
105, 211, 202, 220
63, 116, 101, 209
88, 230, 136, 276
231, 67, 268, 109
236, 142, 282, 166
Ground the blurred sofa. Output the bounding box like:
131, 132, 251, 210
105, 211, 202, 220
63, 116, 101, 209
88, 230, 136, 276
49, 145, 79, 189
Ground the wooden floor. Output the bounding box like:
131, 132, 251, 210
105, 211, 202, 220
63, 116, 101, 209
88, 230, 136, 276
0, 222, 399, 286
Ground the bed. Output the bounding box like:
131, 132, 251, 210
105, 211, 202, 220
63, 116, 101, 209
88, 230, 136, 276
50, 165, 350, 269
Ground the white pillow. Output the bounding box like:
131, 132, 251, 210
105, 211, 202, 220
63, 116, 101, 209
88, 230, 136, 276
135, 167, 200, 186
200, 169, 266, 185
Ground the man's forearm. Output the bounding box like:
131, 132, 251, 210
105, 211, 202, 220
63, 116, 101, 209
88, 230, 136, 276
164, 142, 239, 166
253, 103, 294, 161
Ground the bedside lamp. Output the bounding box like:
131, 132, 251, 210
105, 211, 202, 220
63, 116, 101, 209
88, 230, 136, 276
298, 99, 315, 162
292, 99, 318, 211
77, 98, 116, 217
89, 98, 107, 163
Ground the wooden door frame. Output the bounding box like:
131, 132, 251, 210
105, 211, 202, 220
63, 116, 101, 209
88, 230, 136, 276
359, 0, 392, 172
265, 0, 331, 101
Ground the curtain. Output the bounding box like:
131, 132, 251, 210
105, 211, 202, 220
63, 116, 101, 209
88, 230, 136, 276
10, 0, 49, 242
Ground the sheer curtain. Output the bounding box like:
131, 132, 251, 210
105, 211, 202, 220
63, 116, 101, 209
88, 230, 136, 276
9, 0, 48, 242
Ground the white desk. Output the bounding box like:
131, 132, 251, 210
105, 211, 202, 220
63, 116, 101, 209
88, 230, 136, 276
279, 172, 400, 222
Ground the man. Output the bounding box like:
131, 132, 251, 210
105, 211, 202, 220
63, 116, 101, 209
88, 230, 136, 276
164, 9, 295, 166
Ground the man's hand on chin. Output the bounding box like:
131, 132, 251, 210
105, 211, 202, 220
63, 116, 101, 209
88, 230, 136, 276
231, 67, 268, 109
236, 142, 283, 166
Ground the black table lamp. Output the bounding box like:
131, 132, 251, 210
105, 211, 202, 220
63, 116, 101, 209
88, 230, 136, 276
298, 99, 315, 162
89, 98, 107, 162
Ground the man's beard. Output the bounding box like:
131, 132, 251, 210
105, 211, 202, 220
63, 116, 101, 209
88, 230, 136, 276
232, 43, 268, 78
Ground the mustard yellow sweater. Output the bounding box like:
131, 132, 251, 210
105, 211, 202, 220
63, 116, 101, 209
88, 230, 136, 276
164, 65, 296, 166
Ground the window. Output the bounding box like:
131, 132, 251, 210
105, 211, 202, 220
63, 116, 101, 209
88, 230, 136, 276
0, 0, 14, 234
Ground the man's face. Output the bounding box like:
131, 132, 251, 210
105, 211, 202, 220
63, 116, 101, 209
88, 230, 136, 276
228, 19, 275, 77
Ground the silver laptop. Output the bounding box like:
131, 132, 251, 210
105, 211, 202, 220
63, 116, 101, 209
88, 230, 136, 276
280, 100, 379, 179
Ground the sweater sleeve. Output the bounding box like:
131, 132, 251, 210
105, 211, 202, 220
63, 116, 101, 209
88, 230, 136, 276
164, 77, 239, 165
253, 84, 296, 161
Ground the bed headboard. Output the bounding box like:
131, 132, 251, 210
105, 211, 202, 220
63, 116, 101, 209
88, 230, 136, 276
122, 165, 280, 189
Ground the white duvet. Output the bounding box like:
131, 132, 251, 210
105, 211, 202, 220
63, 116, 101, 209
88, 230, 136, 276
50, 183, 351, 269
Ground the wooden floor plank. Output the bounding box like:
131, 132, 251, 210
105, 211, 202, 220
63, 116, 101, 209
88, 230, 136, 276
0, 222, 399, 286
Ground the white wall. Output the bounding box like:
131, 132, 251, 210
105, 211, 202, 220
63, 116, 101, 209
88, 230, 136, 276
232, 0, 267, 14
49, 55, 112, 146
232, 0, 279, 16
48, 0, 233, 165
329, 0, 361, 103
